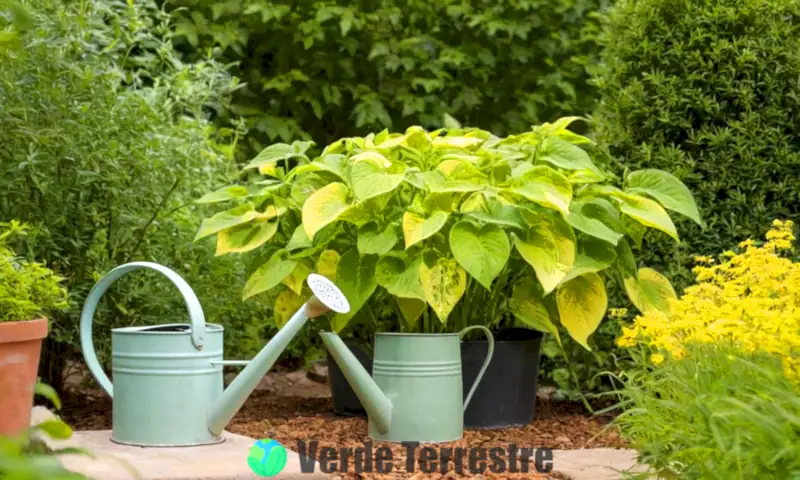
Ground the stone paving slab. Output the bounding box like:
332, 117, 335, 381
48, 429, 329, 480
551, 448, 648, 480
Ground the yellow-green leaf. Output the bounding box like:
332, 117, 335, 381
508, 276, 561, 345
402, 210, 449, 248
375, 252, 425, 301
274, 288, 305, 328
624, 267, 677, 315
513, 166, 573, 216
419, 254, 466, 323
349, 157, 405, 201
357, 222, 398, 255
625, 169, 703, 227
316, 250, 340, 280
449, 221, 510, 290
331, 250, 378, 332
302, 182, 352, 241
514, 213, 576, 294
556, 273, 608, 351
243, 250, 297, 300
395, 296, 426, 331
215, 220, 278, 256
351, 151, 391, 167
282, 262, 313, 295
615, 193, 679, 241
196, 185, 249, 204
195, 203, 258, 241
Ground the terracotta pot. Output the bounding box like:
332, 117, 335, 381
0, 318, 48, 435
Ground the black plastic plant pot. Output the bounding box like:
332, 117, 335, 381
461, 328, 544, 429
327, 341, 372, 417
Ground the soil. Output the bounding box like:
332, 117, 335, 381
61, 391, 624, 479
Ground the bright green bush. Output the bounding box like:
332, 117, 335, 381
0, 221, 67, 323
167, 0, 609, 155
610, 346, 800, 479
592, 0, 800, 291
0, 0, 311, 389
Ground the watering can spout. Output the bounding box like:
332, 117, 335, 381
207, 274, 351, 437
320, 332, 393, 434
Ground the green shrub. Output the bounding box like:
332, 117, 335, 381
563, 0, 800, 399
609, 345, 800, 479
592, 0, 800, 291
167, 0, 610, 156
0, 221, 67, 323
0, 0, 313, 389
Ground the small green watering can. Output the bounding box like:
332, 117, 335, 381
80, 262, 350, 447
320, 326, 494, 443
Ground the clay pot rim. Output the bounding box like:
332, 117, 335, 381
0, 317, 48, 343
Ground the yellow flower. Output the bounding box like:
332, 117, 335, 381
650, 353, 665, 365
617, 220, 800, 384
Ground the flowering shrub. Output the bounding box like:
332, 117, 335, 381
618, 219, 799, 382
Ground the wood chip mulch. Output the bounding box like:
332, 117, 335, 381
60, 389, 626, 479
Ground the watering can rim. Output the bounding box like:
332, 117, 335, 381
111, 322, 224, 334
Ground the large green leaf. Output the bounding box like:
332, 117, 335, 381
556, 272, 608, 351
561, 236, 617, 284
614, 239, 638, 280
286, 225, 312, 251
615, 193, 679, 241
624, 267, 677, 315
394, 297, 427, 331
332, 250, 378, 332
514, 212, 576, 294
196, 185, 249, 204
291, 173, 328, 205
244, 141, 313, 170
282, 261, 313, 295
402, 210, 449, 248
464, 202, 527, 230
419, 253, 467, 323
449, 221, 510, 290
349, 156, 405, 201
566, 201, 623, 246
302, 182, 352, 240
358, 222, 399, 255
375, 252, 425, 301
513, 166, 573, 216
508, 276, 561, 344
216, 220, 278, 256
538, 136, 603, 176
195, 203, 258, 241
243, 250, 297, 300
625, 169, 703, 226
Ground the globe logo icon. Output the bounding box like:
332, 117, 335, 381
247, 438, 287, 477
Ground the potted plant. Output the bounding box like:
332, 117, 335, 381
195, 117, 700, 425
0, 221, 68, 436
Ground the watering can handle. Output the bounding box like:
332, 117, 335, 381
459, 325, 494, 412
79, 262, 207, 398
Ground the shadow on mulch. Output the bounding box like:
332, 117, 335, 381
60, 390, 626, 479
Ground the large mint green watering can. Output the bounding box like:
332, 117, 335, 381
320, 326, 494, 443
80, 262, 350, 447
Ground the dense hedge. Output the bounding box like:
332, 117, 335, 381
166, 0, 609, 156
592, 0, 800, 291
0, 0, 318, 390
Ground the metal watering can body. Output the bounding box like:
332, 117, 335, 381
80, 262, 350, 447
320, 326, 494, 443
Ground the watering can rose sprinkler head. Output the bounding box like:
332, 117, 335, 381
304, 273, 351, 318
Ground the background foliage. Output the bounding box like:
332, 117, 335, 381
0, 0, 319, 391
165, 0, 610, 158
592, 0, 800, 291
